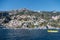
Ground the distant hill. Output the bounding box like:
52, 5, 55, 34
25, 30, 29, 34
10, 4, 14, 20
0, 8, 60, 19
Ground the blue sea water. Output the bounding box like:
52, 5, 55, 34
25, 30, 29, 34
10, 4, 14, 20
0, 28, 60, 40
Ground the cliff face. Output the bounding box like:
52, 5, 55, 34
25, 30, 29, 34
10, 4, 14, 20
0, 8, 60, 28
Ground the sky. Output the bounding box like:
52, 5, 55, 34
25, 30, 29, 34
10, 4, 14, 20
0, 0, 60, 11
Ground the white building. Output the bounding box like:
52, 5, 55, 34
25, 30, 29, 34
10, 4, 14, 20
52, 16, 59, 20
7, 20, 22, 28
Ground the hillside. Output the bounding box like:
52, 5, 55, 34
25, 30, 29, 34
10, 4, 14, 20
0, 8, 60, 28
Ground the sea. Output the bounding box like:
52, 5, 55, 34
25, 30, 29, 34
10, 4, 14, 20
0, 28, 60, 40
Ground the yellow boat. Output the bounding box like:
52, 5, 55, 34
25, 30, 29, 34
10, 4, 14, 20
47, 30, 58, 32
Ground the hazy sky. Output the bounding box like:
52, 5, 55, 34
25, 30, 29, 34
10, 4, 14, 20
0, 0, 60, 11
